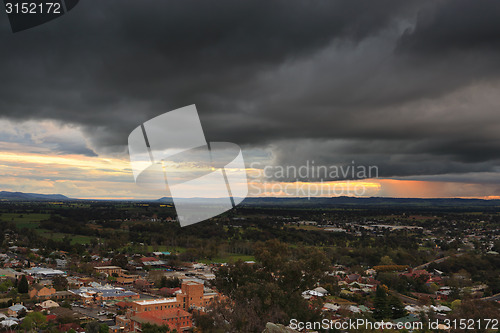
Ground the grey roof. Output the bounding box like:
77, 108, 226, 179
23, 267, 65, 276
8, 304, 27, 312
70, 285, 138, 298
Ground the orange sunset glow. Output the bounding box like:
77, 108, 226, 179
0, 142, 498, 200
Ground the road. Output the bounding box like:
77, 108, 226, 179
389, 290, 422, 306
480, 292, 500, 302
413, 253, 463, 271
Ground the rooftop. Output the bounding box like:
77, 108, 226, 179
70, 283, 138, 298
23, 267, 65, 276
134, 297, 177, 305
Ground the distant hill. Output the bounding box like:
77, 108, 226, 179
0, 191, 70, 201
2, 191, 499, 209
156, 196, 500, 209
157, 197, 174, 203
238, 196, 500, 209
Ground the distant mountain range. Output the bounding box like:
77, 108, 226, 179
2, 191, 500, 209
238, 196, 500, 208
0, 191, 70, 201
158, 195, 500, 209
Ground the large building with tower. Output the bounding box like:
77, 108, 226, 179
115, 280, 217, 332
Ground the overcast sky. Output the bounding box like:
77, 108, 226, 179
1, 0, 500, 199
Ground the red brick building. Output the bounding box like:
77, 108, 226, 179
130, 281, 216, 312
130, 309, 192, 332
116, 281, 217, 332
29, 285, 56, 299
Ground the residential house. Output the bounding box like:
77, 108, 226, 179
39, 300, 59, 309
140, 257, 167, 267
94, 266, 123, 277
29, 285, 56, 299
8, 304, 27, 317
67, 276, 85, 289
116, 274, 139, 285
55, 259, 67, 269
345, 274, 361, 283
402, 269, 429, 279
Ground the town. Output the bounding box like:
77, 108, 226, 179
0, 199, 498, 332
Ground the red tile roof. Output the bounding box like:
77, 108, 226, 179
116, 301, 133, 308
46, 314, 57, 321
140, 257, 158, 262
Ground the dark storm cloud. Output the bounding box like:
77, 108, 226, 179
0, 0, 421, 139
43, 136, 97, 157
398, 0, 500, 55
1, 0, 500, 181
0, 1, 413, 117
261, 138, 500, 182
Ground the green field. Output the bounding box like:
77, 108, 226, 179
0, 213, 49, 229
0, 212, 92, 244
198, 254, 255, 264
36, 229, 92, 245
144, 245, 185, 253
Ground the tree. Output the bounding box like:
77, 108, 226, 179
379, 255, 395, 266
18, 275, 29, 294
0, 279, 13, 292
141, 322, 171, 332
373, 286, 391, 320
388, 295, 407, 319
20, 311, 47, 331
61, 301, 72, 309
450, 299, 461, 310
157, 276, 181, 289
17, 308, 27, 318
99, 324, 110, 333
135, 279, 150, 291
86, 321, 100, 333
210, 240, 330, 332
447, 300, 500, 333
429, 282, 439, 293
52, 276, 68, 291
112, 254, 128, 269
192, 310, 216, 332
